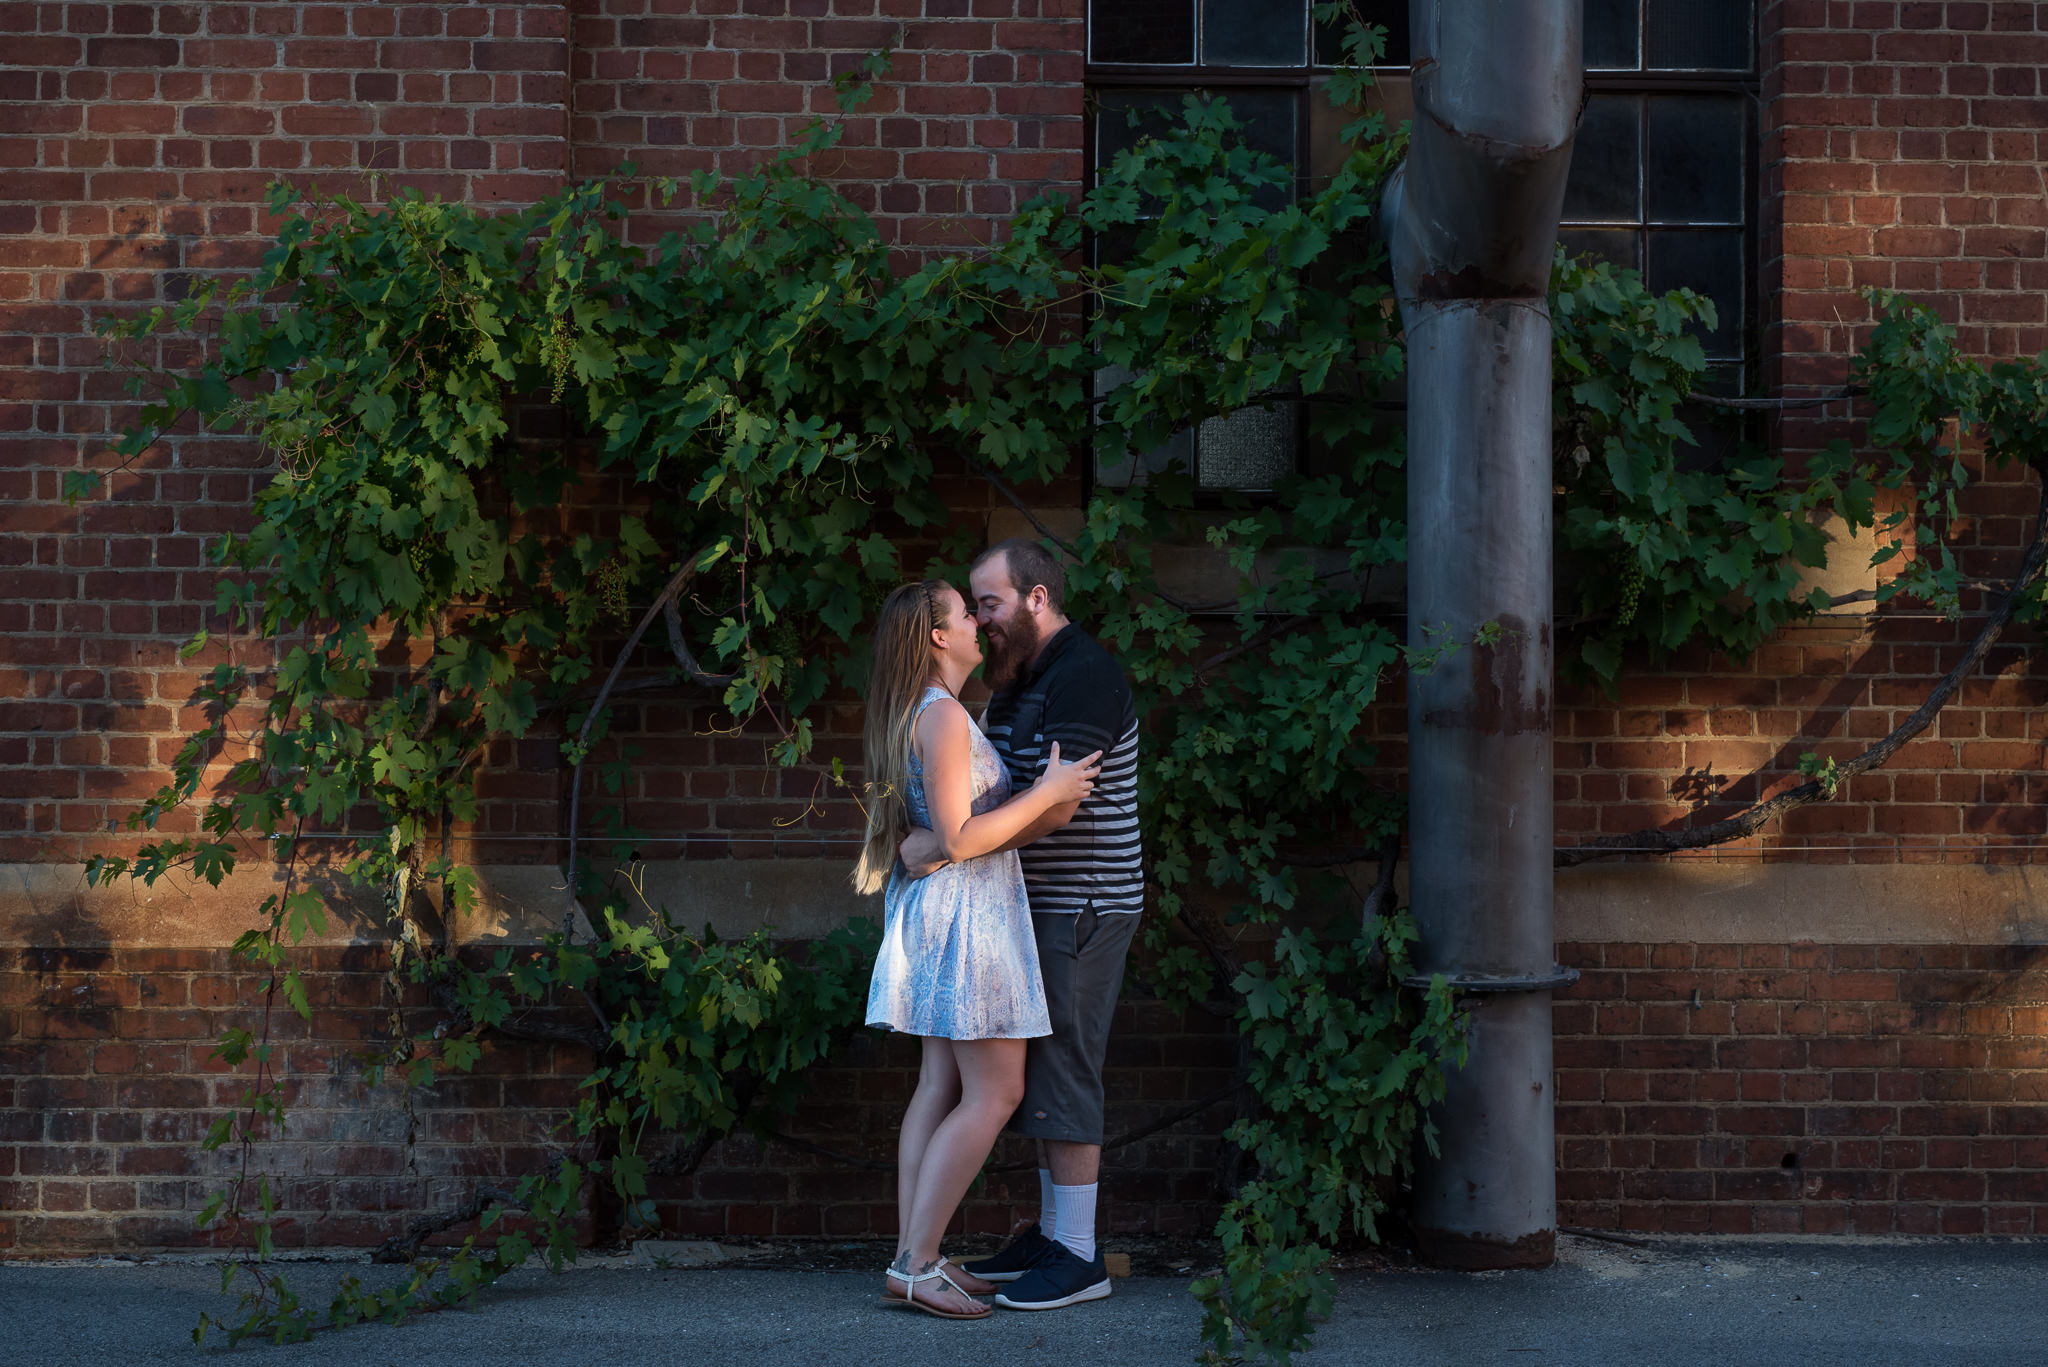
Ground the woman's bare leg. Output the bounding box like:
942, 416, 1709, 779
894, 1037, 960, 1262
891, 1037, 1028, 1315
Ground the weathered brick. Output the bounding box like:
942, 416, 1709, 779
84, 37, 181, 67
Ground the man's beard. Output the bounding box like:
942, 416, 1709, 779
982, 613, 1043, 692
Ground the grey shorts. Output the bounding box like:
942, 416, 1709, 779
1011, 906, 1140, 1145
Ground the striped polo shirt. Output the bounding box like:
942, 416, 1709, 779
981, 624, 1143, 915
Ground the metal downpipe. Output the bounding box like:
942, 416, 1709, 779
1386, 0, 1583, 1271
1403, 300, 1565, 1268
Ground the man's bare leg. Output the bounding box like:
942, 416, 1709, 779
1043, 1138, 1101, 1261
1044, 1139, 1099, 1186
1024, 1139, 1099, 1242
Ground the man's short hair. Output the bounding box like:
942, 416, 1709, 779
974, 538, 1066, 615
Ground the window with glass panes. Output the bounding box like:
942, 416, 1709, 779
1087, 0, 1342, 492
1559, 2, 1757, 372
1085, 1, 1758, 489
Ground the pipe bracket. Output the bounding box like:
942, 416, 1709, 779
1402, 965, 1580, 994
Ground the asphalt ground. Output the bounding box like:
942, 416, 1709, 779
2, 1234, 2045, 1366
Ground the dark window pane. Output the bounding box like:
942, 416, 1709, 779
1095, 90, 1191, 172
1315, 1, 1408, 66
1221, 89, 1300, 210
1090, 0, 1195, 64
1098, 427, 1196, 487
1584, 0, 1640, 70
1692, 363, 1744, 399
1215, 89, 1298, 168
1646, 229, 1742, 357
1097, 89, 1296, 168
1644, 94, 1744, 223
1198, 405, 1297, 490
1092, 222, 1142, 268
1676, 388, 1742, 468
1095, 89, 1298, 209
1558, 228, 1641, 272
1562, 95, 1641, 223
1645, 0, 1752, 71
1095, 361, 1195, 487
1204, 0, 1306, 66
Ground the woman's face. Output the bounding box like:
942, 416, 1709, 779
931, 584, 983, 671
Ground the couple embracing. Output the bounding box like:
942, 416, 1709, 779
853, 539, 1142, 1320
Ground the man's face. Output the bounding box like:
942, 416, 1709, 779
970, 553, 1042, 691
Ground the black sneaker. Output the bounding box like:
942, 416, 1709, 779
959, 1224, 1057, 1284
992, 1244, 1112, 1310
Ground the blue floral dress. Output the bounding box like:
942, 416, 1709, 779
865, 686, 1051, 1041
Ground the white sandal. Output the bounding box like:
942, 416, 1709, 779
881, 1257, 990, 1320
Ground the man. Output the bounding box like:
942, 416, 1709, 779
897, 537, 1142, 1312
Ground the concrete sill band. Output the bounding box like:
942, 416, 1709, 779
5, 859, 2047, 949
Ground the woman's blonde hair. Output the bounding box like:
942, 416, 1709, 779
853, 578, 957, 894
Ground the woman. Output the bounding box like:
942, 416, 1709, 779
855, 578, 1101, 1320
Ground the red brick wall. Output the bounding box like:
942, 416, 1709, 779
0, 944, 567, 1252
1765, 0, 2048, 406
568, 1, 1083, 252
0, 0, 1080, 865
14, 939, 2047, 1252
1556, 940, 2048, 1236
1563, 0, 2048, 1205
1550, 614, 2048, 858
664, 996, 1231, 1241
9, 0, 2048, 867
1528, 0, 2048, 866
0, 945, 1230, 1253
3, 1, 572, 867
1756, 3, 2048, 837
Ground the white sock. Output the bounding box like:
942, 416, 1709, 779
1051, 1182, 1097, 1262
1036, 1169, 1058, 1241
